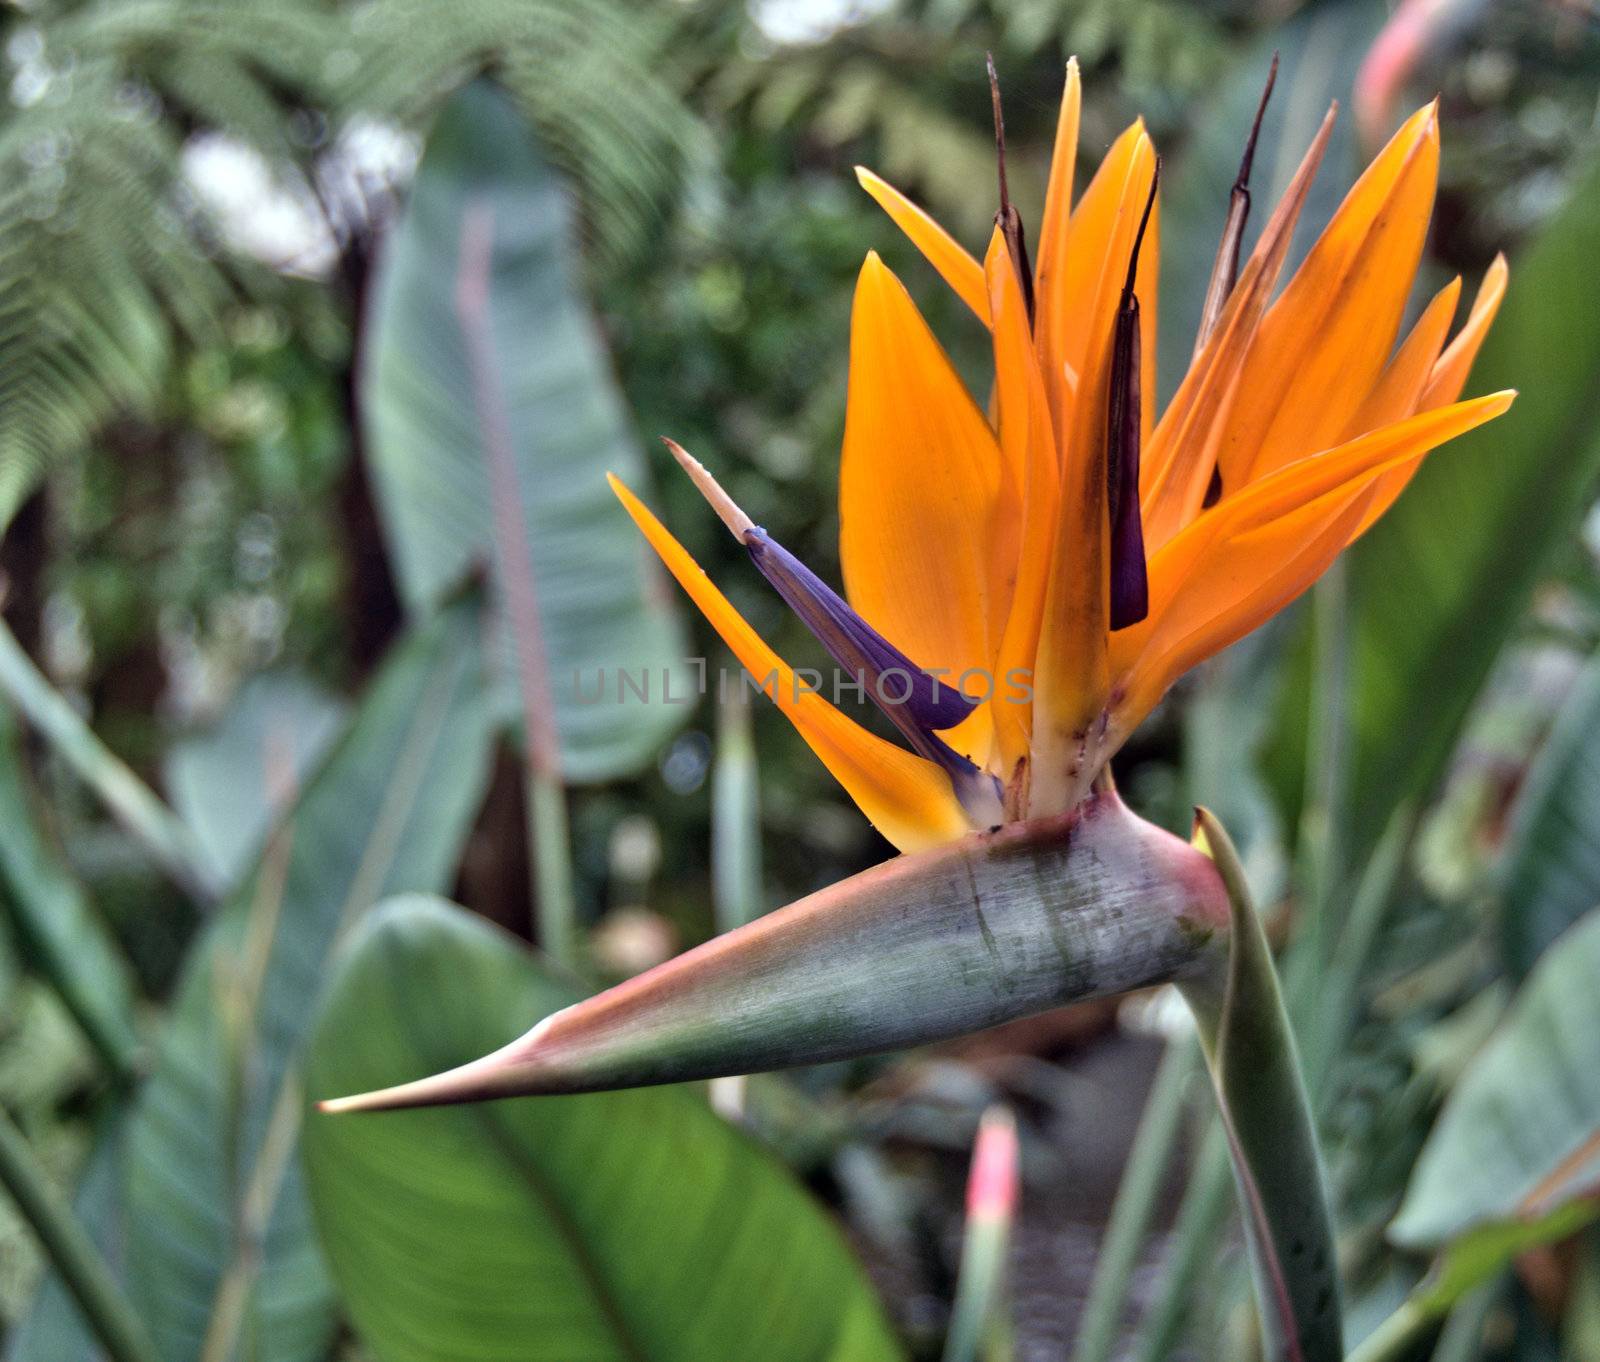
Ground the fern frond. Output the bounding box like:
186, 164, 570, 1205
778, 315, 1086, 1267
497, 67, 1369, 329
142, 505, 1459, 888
0, 64, 225, 526
343, 0, 707, 264
0, 0, 705, 535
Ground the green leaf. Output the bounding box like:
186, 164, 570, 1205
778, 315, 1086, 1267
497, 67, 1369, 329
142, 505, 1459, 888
362, 80, 687, 782
1416, 1202, 1598, 1318
1499, 651, 1600, 978
0, 617, 216, 903
112, 596, 496, 1362
1391, 905, 1600, 1250
0, 705, 141, 1080
1272, 152, 1600, 855
1180, 810, 1342, 1362
302, 894, 902, 1362
3, 1127, 126, 1362
0, 1108, 157, 1362
164, 671, 348, 894
1347, 1203, 1597, 1362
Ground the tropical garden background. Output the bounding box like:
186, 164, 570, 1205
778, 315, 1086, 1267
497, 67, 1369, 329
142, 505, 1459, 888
1, 0, 1599, 1358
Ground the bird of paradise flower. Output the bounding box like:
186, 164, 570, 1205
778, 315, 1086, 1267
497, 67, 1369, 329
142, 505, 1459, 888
322, 75, 1518, 1356
610, 58, 1512, 855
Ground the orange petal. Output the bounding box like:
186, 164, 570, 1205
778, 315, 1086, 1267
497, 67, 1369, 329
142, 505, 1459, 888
1342, 258, 1510, 545
854, 167, 989, 323
610, 476, 970, 853
1338, 276, 1461, 532
1035, 123, 1159, 448
1027, 129, 1157, 816
1032, 58, 1082, 321
1117, 496, 1371, 728
1214, 102, 1440, 489
981, 230, 1025, 635
840, 254, 1002, 685
1197, 392, 1512, 546
1421, 253, 1508, 408
1113, 392, 1515, 692
1140, 106, 1337, 549
1344, 276, 1461, 437
985, 233, 1061, 777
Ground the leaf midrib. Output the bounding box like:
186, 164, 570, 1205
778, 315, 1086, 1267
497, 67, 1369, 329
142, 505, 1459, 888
384, 947, 653, 1362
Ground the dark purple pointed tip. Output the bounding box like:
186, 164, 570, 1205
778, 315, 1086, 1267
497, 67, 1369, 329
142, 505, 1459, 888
1122, 160, 1161, 300
741, 528, 980, 739
1237, 55, 1279, 194
1106, 173, 1155, 633
984, 54, 1037, 324
1194, 63, 1274, 357
987, 52, 1007, 201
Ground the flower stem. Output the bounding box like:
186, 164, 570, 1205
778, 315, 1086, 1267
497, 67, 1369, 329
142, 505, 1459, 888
1299, 561, 1350, 970
712, 684, 763, 934
943, 1106, 1019, 1362
527, 764, 577, 968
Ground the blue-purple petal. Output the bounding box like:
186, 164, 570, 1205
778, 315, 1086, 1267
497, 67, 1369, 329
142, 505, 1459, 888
744, 528, 979, 732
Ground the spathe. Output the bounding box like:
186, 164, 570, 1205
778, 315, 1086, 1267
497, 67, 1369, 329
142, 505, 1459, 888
320, 792, 1228, 1112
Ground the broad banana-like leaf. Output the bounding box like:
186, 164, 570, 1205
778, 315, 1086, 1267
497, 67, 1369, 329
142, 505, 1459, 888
1351, 906, 1600, 1361
304, 896, 903, 1362
361, 80, 688, 782
165, 670, 347, 893
320, 792, 1229, 1111
118, 596, 497, 1362
1393, 905, 1600, 1248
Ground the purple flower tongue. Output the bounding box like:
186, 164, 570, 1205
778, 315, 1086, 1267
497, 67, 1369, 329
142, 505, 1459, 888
1107, 162, 1159, 631
744, 528, 980, 737
746, 527, 1003, 823
656, 435, 1000, 819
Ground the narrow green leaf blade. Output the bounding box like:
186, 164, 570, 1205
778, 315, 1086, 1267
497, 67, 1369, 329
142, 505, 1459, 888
1417, 1202, 1598, 1319
1392, 905, 1600, 1249
0, 705, 141, 1079
0, 618, 216, 902
116, 597, 497, 1362
1182, 810, 1342, 1362
303, 894, 903, 1362
4, 1125, 126, 1362
362, 80, 688, 781
0, 1107, 157, 1362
